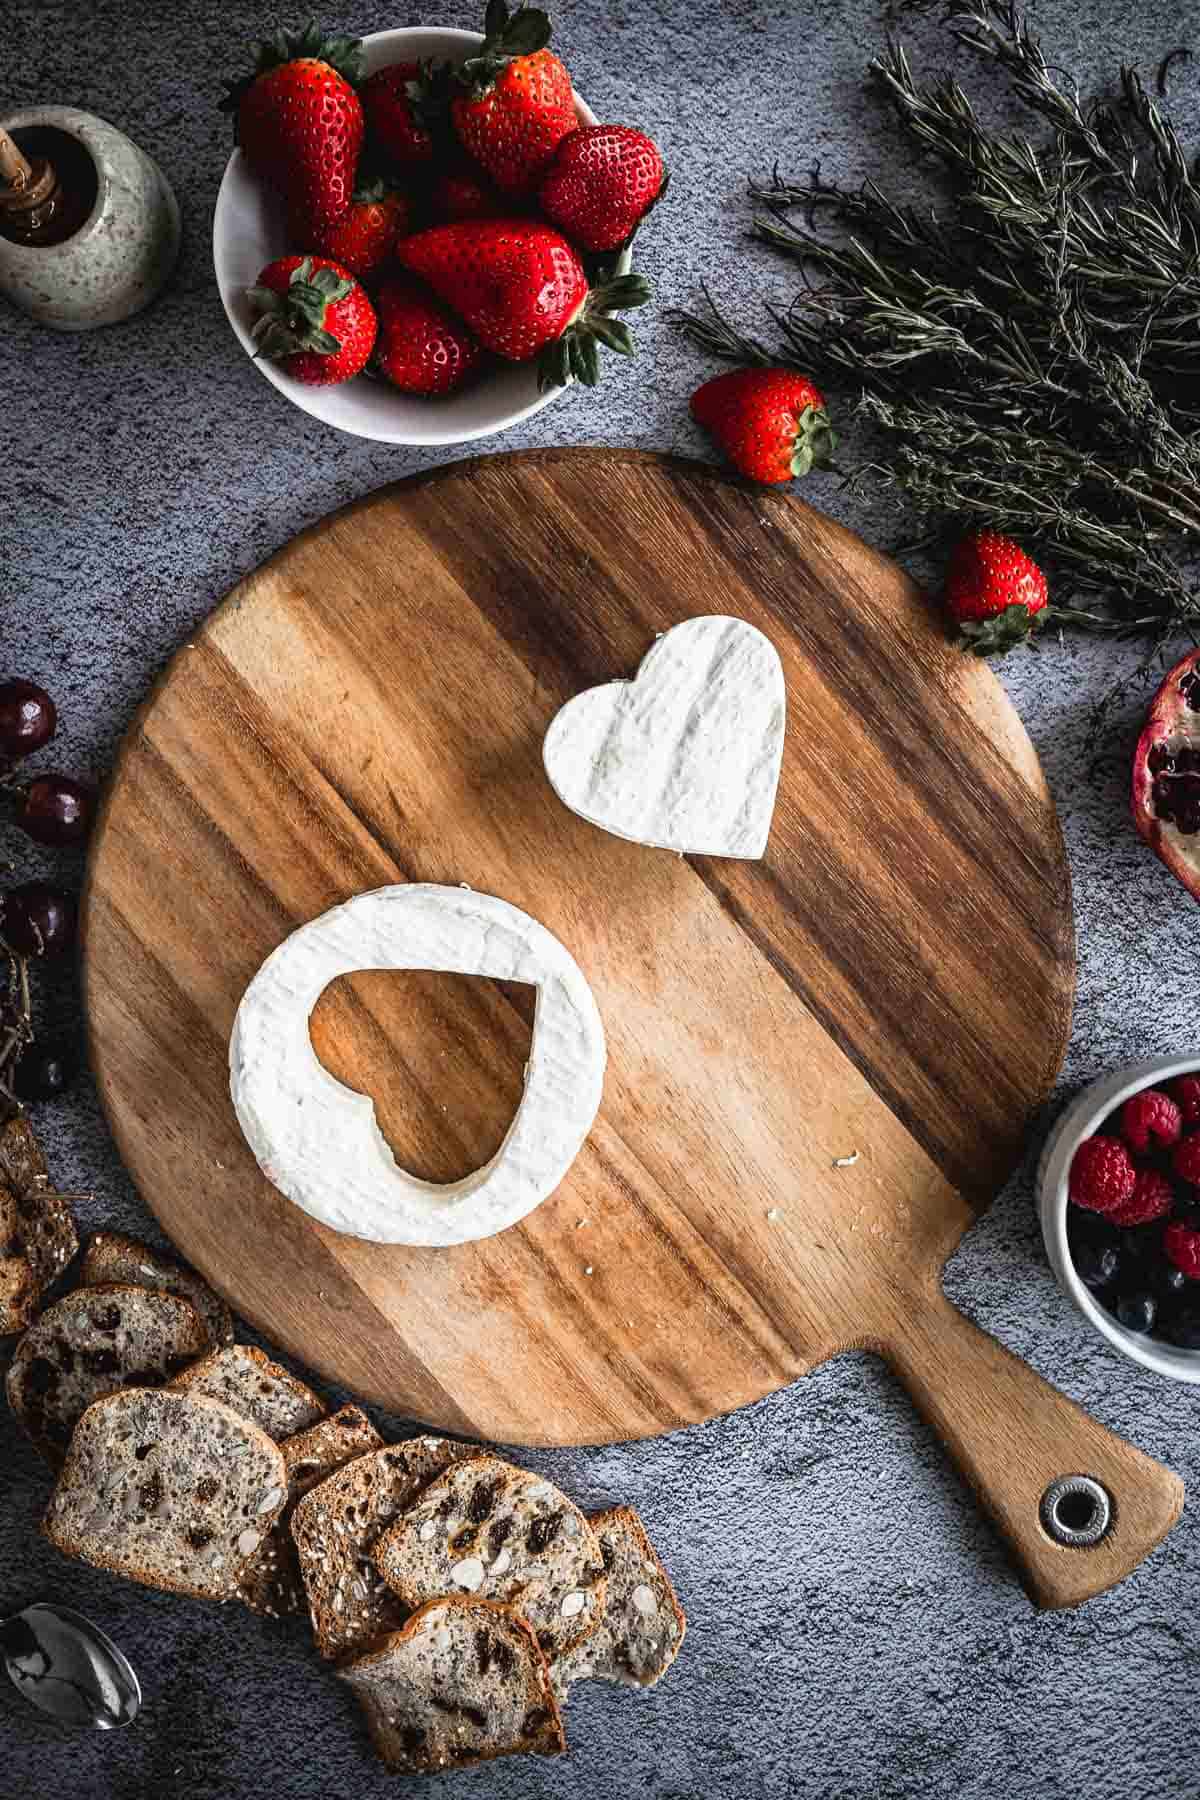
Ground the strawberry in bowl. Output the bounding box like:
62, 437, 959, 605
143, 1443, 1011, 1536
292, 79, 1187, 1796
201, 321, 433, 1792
212, 9, 667, 446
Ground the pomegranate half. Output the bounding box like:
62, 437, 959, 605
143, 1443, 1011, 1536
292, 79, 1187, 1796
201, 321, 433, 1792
1132, 647, 1200, 900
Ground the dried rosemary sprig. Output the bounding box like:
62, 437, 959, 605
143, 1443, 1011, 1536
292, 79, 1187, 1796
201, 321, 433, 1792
674, 0, 1200, 677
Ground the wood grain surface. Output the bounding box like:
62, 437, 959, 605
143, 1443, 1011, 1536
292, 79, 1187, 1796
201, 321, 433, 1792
83, 449, 1182, 1608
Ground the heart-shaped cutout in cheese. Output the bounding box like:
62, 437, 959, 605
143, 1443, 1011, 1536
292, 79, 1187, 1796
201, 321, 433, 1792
542, 615, 786, 858
229, 885, 605, 1247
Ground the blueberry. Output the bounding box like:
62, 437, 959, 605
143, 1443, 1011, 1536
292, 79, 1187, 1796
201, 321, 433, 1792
1162, 1304, 1200, 1349
1116, 1290, 1157, 1334
1159, 1264, 1189, 1298
1072, 1240, 1120, 1290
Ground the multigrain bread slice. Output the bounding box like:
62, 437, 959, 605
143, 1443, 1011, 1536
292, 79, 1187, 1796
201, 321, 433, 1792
337, 1597, 566, 1774
81, 1230, 234, 1347
0, 1182, 37, 1335
239, 1404, 385, 1619
552, 1505, 686, 1696
291, 1436, 475, 1660
374, 1455, 607, 1662
42, 1387, 288, 1602
169, 1344, 324, 1440
7, 1284, 210, 1466
0, 1117, 79, 1321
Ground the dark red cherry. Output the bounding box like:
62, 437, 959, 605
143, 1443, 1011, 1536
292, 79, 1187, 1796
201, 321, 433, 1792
1, 883, 77, 958
16, 774, 95, 847
0, 679, 56, 761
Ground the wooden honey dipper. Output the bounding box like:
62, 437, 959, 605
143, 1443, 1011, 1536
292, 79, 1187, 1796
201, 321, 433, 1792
0, 125, 64, 244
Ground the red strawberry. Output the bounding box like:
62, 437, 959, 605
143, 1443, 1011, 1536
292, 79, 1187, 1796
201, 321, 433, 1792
307, 180, 411, 280
396, 218, 650, 387
944, 530, 1049, 656
1067, 1135, 1137, 1215
450, 3, 575, 194
539, 125, 666, 252
690, 369, 836, 483
247, 255, 377, 386
373, 273, 484, 396
427, 161, 503, 224
361, 61, 436, 169
223, 25, 364, 234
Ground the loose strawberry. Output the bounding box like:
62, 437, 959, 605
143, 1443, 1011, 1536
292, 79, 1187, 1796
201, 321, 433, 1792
690, 369, 836, 483
427, 161, 503, 224
450, 2, 575, 195
247, 255, 377, 386
944, 530, 1049, 656
223, 24, 364, 234
361, 61, 437, 169
396, 218, 650, 388
539, 125, 666, 252
373, 273, 484, 396
306, 179, 411, 280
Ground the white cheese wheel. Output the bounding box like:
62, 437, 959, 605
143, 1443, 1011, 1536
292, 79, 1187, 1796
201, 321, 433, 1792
229, 885, 605, 1247
542, 614, 785, 859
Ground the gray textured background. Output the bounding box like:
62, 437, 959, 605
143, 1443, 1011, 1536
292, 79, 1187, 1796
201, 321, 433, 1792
4, 1, 1200, 1795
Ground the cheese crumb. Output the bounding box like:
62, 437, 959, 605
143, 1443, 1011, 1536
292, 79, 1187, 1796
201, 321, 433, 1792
584, 1265, 594, 1276
766, 1207, 781, 1222
833, 1151, 860, 1168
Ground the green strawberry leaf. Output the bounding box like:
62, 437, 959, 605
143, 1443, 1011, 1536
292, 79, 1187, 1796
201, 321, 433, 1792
956, 603, 1045, 657
484, 0, 510, 38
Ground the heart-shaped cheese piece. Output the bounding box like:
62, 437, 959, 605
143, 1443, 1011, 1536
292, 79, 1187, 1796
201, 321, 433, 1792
542, 615, 785, 858
229, 885, 605, 1247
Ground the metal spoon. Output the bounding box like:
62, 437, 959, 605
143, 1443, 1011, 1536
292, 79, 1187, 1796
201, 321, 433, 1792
1, 1603, 140, 1729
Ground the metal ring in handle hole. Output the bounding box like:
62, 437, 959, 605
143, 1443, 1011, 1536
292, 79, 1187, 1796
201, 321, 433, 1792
1040, 1474, 1113, 1548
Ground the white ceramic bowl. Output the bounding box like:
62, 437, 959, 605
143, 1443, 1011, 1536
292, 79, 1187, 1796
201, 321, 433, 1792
1038, 1055, 1200, 1381
212, 26, 599, 445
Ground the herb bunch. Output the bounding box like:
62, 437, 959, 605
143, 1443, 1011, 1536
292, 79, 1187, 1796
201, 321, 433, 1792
676, 0, 1200, 678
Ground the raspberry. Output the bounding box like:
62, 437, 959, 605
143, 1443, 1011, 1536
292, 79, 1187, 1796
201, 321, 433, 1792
1164, 1221, 1200, 1280
1170, 1075, 1200, 1129
1068, 1136, 1137, 1214
1108, 1168, 1174, 1227
1172, 1134, 1200, 1187
1118, 1088, 1182, 1153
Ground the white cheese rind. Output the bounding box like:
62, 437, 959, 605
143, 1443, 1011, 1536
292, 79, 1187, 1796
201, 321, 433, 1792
229, 885, 605, 1247
542, 615, 785, 859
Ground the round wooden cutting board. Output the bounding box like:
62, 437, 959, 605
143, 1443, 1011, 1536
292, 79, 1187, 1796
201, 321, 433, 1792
84, 449, 1182, 1609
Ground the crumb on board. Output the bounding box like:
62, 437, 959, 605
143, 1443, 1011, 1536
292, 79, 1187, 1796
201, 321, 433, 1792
584, 1265, 594, 1276
766, 1207, 781, 1222
833, 1151, 860, 1168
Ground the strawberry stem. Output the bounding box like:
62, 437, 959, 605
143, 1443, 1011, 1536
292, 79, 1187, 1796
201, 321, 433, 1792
537, 269, 653, 392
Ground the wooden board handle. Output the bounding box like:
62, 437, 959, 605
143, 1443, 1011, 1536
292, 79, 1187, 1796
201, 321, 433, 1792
883, 1286, 1184, 1609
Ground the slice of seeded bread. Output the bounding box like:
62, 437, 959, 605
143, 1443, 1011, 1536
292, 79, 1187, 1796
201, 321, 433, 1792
0, 1250, 38, 1336
42, 1386, 288, 1601
169, 1344, 325, 1440
0, 1113, 47, 1195
239, 1404, 385, 1619
552, 1505, 686, 1696
291, 1436, 475, 1660
0, 1117, 78, 1302
7, 1284, 210, 1466
81, 1230, 233, 1347
337, 1597, 566, 1773
374, 1455, 607, 1662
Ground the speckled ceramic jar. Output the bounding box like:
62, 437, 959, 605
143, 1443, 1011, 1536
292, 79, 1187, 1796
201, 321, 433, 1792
0, 105, 180, 330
